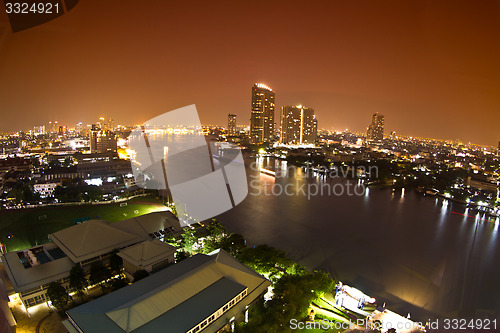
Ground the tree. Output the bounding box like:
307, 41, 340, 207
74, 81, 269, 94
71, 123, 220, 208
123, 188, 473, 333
180, 228, 198, 254
110, 277, 129, 291
206, 221, 226, 242
201, 221, 228, 253
164, 235, 178, 247
238, 245, 296, 279
240, 270, 335, 332
109, 250, 123, 276
175, 250, 191, 263
47, 282, 71, 310
54, 184, 103, 203
82, 185, 103, 202
48, 159, 62, 168
168, 203, 178, 217
7, 183, 40, 204
309, 270, 335, 297
221, 233, 246, 256
69, 264, 87, 297
89, 262, 111, 288
132, 269, 150, 283
270, 274, 315, 320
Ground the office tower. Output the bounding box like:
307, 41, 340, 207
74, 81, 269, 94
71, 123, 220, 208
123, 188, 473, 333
228, 114, 237, 135
48, 121, 58, 134
108, 118, 114, 131
250, 83, 275, 144
280, 105, 317, 145
366, 113, 384, 142
75, 122, 84, 136
33, 126, 45, 136
89, 124, 99, 152
89, 124, 117, 153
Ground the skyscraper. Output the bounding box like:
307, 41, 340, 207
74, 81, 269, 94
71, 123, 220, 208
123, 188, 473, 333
228, 114, 237, 135
33, 126, 45, 136
250, 83, 275, 144
48, 121, 58, 134
366, 113, 384, 142
280, 105, 317, 145
89, 124, 117, 154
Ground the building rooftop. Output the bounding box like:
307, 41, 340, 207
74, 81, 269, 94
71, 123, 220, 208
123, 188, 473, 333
113, 211, 182, 239
49, 220, 143, 263
117, 239, 176, 268
49, 211, 180, 264
1, 243, 74, 292
65, 249, 271, 333
1, 211, 181, 296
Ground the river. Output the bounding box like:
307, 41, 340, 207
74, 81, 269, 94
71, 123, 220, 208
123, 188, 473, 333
217, 156, 500, 321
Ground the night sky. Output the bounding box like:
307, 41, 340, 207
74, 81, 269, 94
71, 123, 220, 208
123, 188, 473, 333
0, 0, 499, 145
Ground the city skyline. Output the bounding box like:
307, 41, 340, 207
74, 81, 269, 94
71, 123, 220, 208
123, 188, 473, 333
3, 110, 499, 149
0, 0, 499, 146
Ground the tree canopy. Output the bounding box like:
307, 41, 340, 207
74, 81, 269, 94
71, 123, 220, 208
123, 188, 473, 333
47, 281, 71, 310
69, 264, 87, 296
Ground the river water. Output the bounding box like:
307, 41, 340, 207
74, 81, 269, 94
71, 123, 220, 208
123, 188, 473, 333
217, 156, 500, 321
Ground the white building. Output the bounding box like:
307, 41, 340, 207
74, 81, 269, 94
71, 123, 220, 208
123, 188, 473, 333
34, 182, 61, 198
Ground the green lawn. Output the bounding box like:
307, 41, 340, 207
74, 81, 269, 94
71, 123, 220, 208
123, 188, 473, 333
0, 196, 167, 252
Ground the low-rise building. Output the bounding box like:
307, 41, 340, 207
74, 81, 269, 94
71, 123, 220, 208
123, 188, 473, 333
1, 211, 181, 309
33, 181, 61, 198
118, 239, 176, 279
63, 249, 271, 333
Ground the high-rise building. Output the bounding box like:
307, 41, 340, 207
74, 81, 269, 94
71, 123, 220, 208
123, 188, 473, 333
96, 117, 114, 131
366, 113, 384, 142
89, 124, 117, 153
58, 126, 67, 135
48, 121, 58, 134
280, 105, 317, 145
227, 114, 237, 135
33, 126, 45, 136
250, 83, 275, 144
76, 122, 85, 136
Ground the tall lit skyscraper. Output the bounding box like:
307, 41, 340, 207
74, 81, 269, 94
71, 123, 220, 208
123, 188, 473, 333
280, 105, 317, 145
76, 122, 84, 136
366, 113, 384, 142
48, 121, 58, 134
228, 114, 237, 135
250, 83, 275, 144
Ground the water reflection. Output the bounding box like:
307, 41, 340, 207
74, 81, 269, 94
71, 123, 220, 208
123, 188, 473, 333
219, 157, 500, 318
